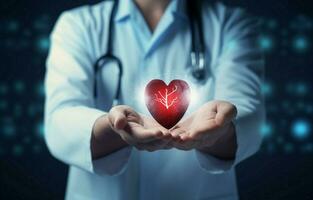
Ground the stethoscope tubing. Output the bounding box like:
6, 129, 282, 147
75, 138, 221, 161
93, 0, 206, 104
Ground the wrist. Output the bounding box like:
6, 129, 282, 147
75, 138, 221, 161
91, 114, 128, 159
198, 123, 237, 160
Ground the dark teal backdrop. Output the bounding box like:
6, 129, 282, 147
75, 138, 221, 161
0, 0, 312, 199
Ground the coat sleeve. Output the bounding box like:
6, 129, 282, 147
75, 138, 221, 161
195, 6, 265, 173
44, 10, 132, 176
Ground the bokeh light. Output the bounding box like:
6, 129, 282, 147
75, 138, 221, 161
258, 35, 274, 51
0, 83, 8, 95
260, 122, 273, 138
36, 121, 44, 138
261, 82, 273, 97
0, 100, 8, 110
3, 123, 16, 138
36, 35, 50, 52
6, 20, 19, 32
36, 82, 45, 97
292, 35, 310, 53
286, 82, 309, 96
12, 144, 23, 156
284, 143, 294, 153
14, 80, 25, 94
291, 119, 311, 140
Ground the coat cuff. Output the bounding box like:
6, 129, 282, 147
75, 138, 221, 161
90, 146, 133, 176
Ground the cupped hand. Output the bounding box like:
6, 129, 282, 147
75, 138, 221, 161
169, 100, 237, 150
108, 105, 172, 151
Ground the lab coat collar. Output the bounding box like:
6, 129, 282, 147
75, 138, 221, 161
115, 0, 188, 23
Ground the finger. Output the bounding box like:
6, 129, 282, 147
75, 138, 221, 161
126, 122, 163, 143
170, 129, 185, 143
116, 130, 137, 145
215, 103, 237, 126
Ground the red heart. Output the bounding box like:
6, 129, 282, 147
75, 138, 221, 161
144, 79, 190, 129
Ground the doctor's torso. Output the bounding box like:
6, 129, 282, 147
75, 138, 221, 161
52, 0, 248, 199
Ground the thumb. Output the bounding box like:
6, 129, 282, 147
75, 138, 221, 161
114, 112, 127, 130
109, 107, 128, 130
215, 102, 237, 126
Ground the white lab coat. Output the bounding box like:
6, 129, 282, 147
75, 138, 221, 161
44, 0, 264, 199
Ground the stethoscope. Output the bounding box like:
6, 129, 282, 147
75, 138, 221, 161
93, 0, 206, 106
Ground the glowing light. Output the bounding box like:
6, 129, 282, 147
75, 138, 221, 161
267, 19, 277, 29
261, 82, 273, 96
189, 87, 198, 107
3, 124, 15, 137
12, 145, 23, 156
293, 36, 309, 53
295, 83, 308, 95
286, 82, 309, 96
14, 104, 22, 117
284, 143, 294, 153
36, 82, 45, 97
301, 143, 313, 153
36, 36, 50, 52
258, 35, 273, 51
14, 80, 25, 93
7, 21, 19, 32
36, 122, 44, 138
291, 119, 311, 139
0, 100, 8, 110
260, 122, 273, 137
0, 84, 8, 95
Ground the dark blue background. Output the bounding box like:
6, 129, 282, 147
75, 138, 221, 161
0, 0, 312, 199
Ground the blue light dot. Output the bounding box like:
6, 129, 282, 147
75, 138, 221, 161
258, 35, 273, 51
293, 36, 309, 53
260, 123, 273, 137
276, 136, 284, 144
14, 104, 23, 117
261, 82, 273, 96
291, 119, 311, 139
301, 143, 313, 153
306, 105, 313, 113
286, 82, 309, 96
295, 83, 308, 95
0, 84, 8, 95
36, 36, 50, 52
12, 145, 23, 156
3, 124, 16, 138
28, 105, 37, 116
284, 143, 294, 153
267, 19, 277, 29
14, 80, 25, 93
36, 122, 44, 138
0, 100, 8, 110
7, 21, 19, 32
36, 82, 45, 97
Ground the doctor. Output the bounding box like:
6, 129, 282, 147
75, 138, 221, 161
44, 0, 264, 199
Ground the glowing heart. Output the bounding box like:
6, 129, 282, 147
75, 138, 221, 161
144, 79, 190, 129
